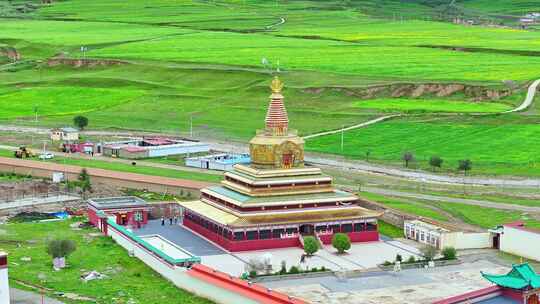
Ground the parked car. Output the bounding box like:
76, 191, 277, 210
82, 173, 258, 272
39, 152, 54, 160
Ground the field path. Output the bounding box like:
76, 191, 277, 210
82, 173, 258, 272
504, 79, 540, 113
362, 187, 540, 213
302, 114, 400, 139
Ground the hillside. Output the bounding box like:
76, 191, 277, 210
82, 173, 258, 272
0, 0, 539, 176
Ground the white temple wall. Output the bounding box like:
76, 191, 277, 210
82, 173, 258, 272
500, 226, 540, 262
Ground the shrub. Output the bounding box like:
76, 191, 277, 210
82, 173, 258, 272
303, 236, 319, 256
279, 260, 287, 275
249, 270, 257, 278
395, 254, 403, 263
46, 239, 76, 259
288, 266, 300, 274
442, 247, 457, 260
406, 255, 416, 264
382, 260, 393, 266
332, 233, 351, 254
320, 266, 327, 272
420, 245, 438, 261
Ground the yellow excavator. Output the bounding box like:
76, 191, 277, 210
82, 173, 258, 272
14, 146, 35, 159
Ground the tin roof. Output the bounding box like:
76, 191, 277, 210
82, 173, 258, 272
88, 196, 149, 210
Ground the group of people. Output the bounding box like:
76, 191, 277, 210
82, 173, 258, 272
161, 215, 179, 226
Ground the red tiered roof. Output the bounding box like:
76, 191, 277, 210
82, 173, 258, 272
265, 95, 289, 131
265, 76, 289, 135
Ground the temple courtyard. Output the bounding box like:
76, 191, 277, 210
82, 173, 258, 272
133, 220, 421, 276
264, 259, 510, 304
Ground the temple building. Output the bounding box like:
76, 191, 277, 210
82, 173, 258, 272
434, 263, 540, 304
178, 77, 381, 252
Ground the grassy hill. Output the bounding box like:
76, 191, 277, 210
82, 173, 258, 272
0, 0, 539, 176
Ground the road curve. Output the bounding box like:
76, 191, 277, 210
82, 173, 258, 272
303, 114, 400, 139
504, 79, 540, 113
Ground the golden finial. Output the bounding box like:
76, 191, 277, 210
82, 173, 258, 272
270, 76, 284, 93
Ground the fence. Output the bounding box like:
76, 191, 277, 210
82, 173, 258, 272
0, 190, 75, 203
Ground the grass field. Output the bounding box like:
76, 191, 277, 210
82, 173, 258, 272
1, 218, 214, 304
0, 0, 539, 177
434, 201, 540, 229
354, 98, 512, 113
306, 115, 540, 176
359, 192, 449, 221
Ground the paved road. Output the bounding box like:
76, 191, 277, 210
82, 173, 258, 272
504, 79, 540, 113
11, 288, 64, 304
303, 115, 400, 139
363, 186, 540, 213
0, 144, 222, 176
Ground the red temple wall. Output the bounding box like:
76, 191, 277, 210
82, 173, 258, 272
318, 230, 379, 244
184, 217, 378, 252
88, 209, 99, 226
502, 288, 524, 302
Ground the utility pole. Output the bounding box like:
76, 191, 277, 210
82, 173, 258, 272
190, 114, 193, 138
340, 125, 344, 152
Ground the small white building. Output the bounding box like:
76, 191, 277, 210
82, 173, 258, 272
185, 153, 251, 171
491, 221, 540, 262
50, 127, 79, 142
404, 219, 492, 250
0, 252, 9, 304
102, 137, 210, 159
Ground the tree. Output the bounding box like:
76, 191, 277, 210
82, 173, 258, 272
46, 239, 76, 270
78, 168, 92, 197
458, 159, 472, 175
402, 152, 414, 168
332, 233, 351, 254
73, 115, 88, 130
303, 236, 319, 256
420, 245, 438, 261
442, 247, 457, 260
429, 156, 443, 171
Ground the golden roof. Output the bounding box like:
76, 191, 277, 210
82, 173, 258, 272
178, 200, 381, 228
270, 76, 284, 93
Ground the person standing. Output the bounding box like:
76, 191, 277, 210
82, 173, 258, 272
161, 216, 165, 226
169, 217, 173, 225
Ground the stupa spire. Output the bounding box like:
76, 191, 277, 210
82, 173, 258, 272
265, 76, 289, 136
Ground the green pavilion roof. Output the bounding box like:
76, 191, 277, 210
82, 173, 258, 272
481, 263, 540, 290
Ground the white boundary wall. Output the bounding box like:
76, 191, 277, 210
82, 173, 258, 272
500, 226, 540, 262
0, 252, 9, 304
106, 225, 258, 304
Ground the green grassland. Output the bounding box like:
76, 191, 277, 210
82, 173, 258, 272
306, 115, 540, 176
0, 0, 539, 177
355, 98, 511, 113
1, 218, 213, 304
359, 192, 449, 221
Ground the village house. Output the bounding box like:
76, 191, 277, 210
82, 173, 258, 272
50, 127, 79, 142
102, 137, 209, 159
185, 153, 251, 171
404, 219, 492, 250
